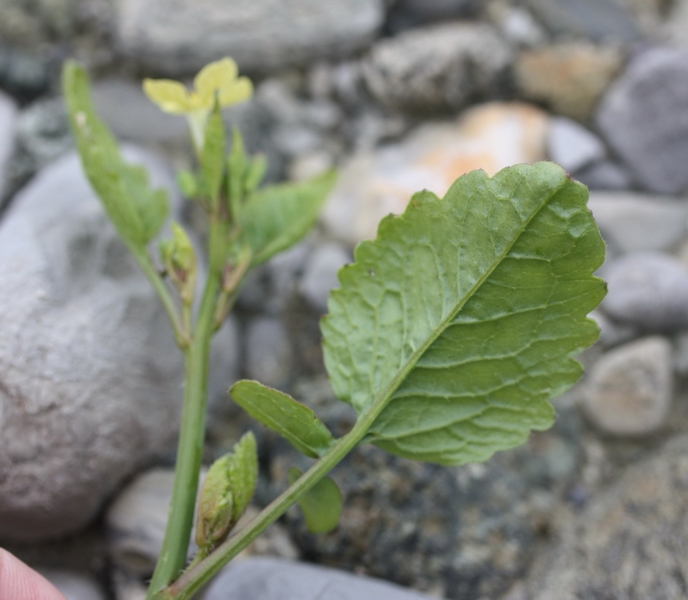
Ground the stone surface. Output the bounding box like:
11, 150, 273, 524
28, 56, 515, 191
0, 148, 185, 542
589, 310, 638, 348
526, 433, 688, 599
385, 0, 481, 33
601, 252, 688, 331
115, 0, 385, 75
298, 243, 351, 313
0, 47, 52, 101
91, 78, 188, 144
515, 42, 624, 121
547, 117, 606, 173
525, 0, 641, 42
664, 0, 688, 45
597, 47, 688, 194
245, 317, 293, 389
105, 469, 198, 575
39, 569, 106, 600
362, 22, 512, 113
574, 160, 631, 191
588, 192, 688, 254
582, 336, 672, 436
322, 102, 549, 245
205, 558, 435, 600
0, 90, 18, 201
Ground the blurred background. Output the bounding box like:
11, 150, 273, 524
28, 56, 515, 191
1, 1, 688, 599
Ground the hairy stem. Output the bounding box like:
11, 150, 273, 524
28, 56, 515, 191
146, 219, 226, 597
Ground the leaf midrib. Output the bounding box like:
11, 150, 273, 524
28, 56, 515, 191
358, 176, 567, 429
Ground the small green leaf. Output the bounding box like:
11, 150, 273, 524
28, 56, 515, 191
230, 380, 335, 458
196, 455, 234, 549
160, 222, 197, 304
289, 468, 342, 534
322, 163, 606, 466
202, 100, 226, 205
243, 153, 268, 195
62, 61, 169, 248
194, 431, 258, 552
239, 170, 337, 266
178, 169, 198, 198
227, 430, 258, 524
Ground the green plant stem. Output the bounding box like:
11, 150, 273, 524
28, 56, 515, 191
135, 250, 187, 347
155, 397, 386, 600
146, 218, 227, 598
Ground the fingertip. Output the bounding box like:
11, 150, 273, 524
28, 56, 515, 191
0, 548, 68, 600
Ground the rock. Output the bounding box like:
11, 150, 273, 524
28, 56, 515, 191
0, 148, 185, 542
385, 0, 481, 33
488, 4, 548, 48
106, 469, 198, 575
601, 252, 688, 330
515, 42, 624, 121
322, 102, 548, 245
91, 78, 188, 144
589, 310, 638, 348
38, 570, 106, 600
0, 48, 52, 101
362, 22, 512, 113
582, 336, 672, 436
547, 116, 606, 173
10, 97, 74, 192
0, 91, 18, 201
526, 434, 688, 599
664, 0, 688, 45
115, 0, 385, 75
524, 0, 641, 42
298, 243, 351, 313
245, 317, 293, 389
588, 192, 688, 254
597, 47, 688, 195
674, 331, 688, 376
573, 160, 631, 191
205, 558, 435, 600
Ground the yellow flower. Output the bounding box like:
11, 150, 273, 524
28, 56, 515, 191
143, 58, 253, 151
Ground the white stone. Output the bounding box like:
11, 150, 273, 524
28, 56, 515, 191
321, 102, 549, 245
547, 117, 606, 173
39, 570, 106, 600
299, 243, 351, 313
582, 336, 672, 436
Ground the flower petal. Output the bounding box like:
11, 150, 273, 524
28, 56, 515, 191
143, 79, 191, 114
218, 77, 253, 107
194, 58, 239, 105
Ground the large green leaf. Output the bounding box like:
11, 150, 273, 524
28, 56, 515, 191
230, 381, 335, 458
321, 163, 606, 466
239, 170, 337, 266
62, 61, 169, 248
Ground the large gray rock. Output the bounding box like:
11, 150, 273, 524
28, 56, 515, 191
245, 317, 293, 389
588, 192, 688, 254
527, 434, 688, 599
363, 22, 512, 113
205, 558, 435, 600
601, 252, 688, 330
0, 149, 185, 542
115, 0, 385, 75
0, 90, 17, 201
597, 47, 688, 194
38, 570, 106, 600
582, 336, 672, 437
